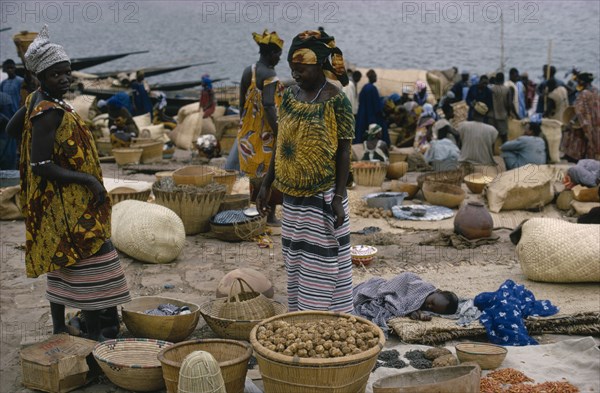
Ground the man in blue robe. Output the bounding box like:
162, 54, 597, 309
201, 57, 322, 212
355, 69, 390, 144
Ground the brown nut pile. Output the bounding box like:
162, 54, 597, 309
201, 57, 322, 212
256, 316, 380, 358
354, 206, 394, 219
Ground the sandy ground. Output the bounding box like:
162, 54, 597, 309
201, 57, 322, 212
1, 153, 598, 393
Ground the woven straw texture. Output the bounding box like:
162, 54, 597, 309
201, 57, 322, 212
210, 215, 267, 242
108, 187, 151, 205
177, 351, 226, 393
200, 299, 287, 340
122, 296, 201, 342
249, 311, 385, 393
111, 200, 185, 263
153, 186, 226, 235
113, 148, 143, 166
353, 162, 388, 187
417, 169, 464, 189
93, 338, 173, 392
134, 141, 164, 164
218, 278, 275, 320
485, 165, 557, 213
516, 218, 600, 283
158, 339, 252, 393
454, 343, 507, 370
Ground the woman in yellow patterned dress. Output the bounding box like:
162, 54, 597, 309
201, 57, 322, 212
256, 30, 355, 312
8, 26, 130, 341
237, 30, 284, 224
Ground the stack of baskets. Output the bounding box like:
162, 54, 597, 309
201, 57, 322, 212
153, 167, 226, 235
132, 139, 163, 164
352, 161, 388, 187
199, 278, 286, 340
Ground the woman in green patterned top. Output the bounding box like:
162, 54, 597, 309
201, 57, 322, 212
256, 30, 355, 312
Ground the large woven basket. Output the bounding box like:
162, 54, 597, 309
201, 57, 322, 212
173, 166, 215, 187
111, 200, 185, 264
352, 161, 388, 187
158, 339, 252, 393
178, 351, 226, 393
199, 299, 287, 340
108, 186, 151, 205
113, 147, 143, 166
93, 338, 173, 392
153, 185, 226, 235
250, 311, 385, 393
121, 296, 201, 342
210, 215, 267, 242
213, 169, 238, 194
217, 278, 275, 321
133, 141, 163, 164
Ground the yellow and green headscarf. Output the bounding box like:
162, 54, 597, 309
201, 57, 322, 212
287, 30, 349, 86
253, 29, 284, 50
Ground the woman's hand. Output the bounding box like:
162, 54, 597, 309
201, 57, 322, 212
256, 185, 272, 217
331, 196, 345, 229
87, 177, 107, 207
409, 310, 432, 321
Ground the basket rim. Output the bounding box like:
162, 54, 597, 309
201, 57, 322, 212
199, 298, 287, 322
93, 338, 173, 369
249, 311, 385, 366
455, 342, 508, 355
209, 214, 265, 227
156, 338, 252, 368
121, 296, 200, 314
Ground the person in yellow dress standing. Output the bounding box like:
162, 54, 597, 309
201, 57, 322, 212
237, 30, 284, 225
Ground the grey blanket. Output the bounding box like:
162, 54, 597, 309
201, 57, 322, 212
353, 273, 436, 336
426, 298, 482, 327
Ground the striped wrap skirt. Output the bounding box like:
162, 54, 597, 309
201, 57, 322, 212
282, 189, 353, 313
46, 240, 131, 310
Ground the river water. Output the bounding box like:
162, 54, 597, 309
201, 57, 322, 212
1, 1, 599, 90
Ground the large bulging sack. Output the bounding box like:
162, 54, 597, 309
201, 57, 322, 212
541, 119, 562, 164
516, 218, 600, 282
169, 111, 204, 150
485, 164, 558, 212
111, 200, 185, 263
0, 186, 24, 220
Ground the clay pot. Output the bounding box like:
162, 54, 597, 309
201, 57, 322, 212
454, 201, 493, 239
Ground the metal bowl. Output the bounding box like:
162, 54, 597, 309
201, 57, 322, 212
363, 192, 408, 211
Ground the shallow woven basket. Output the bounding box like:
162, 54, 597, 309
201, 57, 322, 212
108, 187, 151, 205
217, 278, 275, 321
352, 161, 388, 187
173, 166, 215, 187
422, 182, 465, 208
158, 339, 252, 393
178, 351, 226, 393
134, 141, 163, 164
153, 185, 226, 235
417, 169, 464, 189
121, 296, 201, 343
250, 311, 385, 393
210, 215, 267, 242
455, 343, 507, 370
463, 173, 494, 194
93, 338, 173, 392
113, 147, 143, 166
199, 299, 287, 340
218, 194, 250, 212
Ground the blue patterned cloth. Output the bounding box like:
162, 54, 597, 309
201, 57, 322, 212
474, 280, 559, 346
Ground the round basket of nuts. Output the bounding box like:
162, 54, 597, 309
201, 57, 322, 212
249, 311, 385, 393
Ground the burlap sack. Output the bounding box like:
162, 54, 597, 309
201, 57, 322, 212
485, 164, 557, 212
508, 119, 525, 140
69, 95, 95, 121
139, 124, 166, 140
177, 103, 201, 123
0, 186, 23, 220
213, 106, 226, 118
202, 117, 216, 135
133, 113, 152, 129
541, 119, 562, 163
111, 200, 185, 263
169, 111, 204, 150
517, 218, 600, 282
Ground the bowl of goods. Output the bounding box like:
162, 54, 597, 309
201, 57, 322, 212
463, 173, 495, 194
350, 245, 378, 266
455, 342, 507, 370
364, 192, 408, 211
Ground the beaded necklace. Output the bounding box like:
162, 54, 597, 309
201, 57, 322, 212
40, 89, 75, 113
